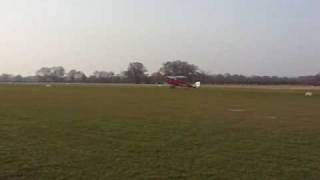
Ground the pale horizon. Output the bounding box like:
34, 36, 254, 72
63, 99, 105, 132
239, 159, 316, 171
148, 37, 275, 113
1, 0, 319, 77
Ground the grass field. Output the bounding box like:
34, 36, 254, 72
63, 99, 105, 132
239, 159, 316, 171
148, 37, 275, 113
0, 84, 320, 180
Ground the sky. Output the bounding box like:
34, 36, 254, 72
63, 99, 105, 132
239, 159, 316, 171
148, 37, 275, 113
0, 0, 319, 77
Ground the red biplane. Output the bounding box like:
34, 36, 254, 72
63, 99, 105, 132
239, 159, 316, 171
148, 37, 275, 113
166, 76, 201, 88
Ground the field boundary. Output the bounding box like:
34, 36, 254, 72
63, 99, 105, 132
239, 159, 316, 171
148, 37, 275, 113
1, 82, 320, 90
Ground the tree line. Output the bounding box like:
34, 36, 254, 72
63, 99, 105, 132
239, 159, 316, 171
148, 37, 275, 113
0, 60, 319, 85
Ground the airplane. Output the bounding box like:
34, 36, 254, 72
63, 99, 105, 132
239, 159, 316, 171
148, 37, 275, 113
166, 76, 201, 88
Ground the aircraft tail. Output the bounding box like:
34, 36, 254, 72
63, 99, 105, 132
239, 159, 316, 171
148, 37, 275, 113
193, 81, 201, 88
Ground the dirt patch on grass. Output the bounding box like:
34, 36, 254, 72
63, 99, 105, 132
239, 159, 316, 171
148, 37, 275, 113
265, 116, 278, 119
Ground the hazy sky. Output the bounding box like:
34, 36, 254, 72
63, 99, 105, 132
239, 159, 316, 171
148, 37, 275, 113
0, 0, 319, 76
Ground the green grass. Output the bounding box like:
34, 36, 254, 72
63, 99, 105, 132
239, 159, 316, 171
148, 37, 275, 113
0, 84, 320, 180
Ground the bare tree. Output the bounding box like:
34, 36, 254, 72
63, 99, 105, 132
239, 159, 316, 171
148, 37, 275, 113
93, 71, 114, 79
66, 70, 86, 82
160, 60, 199, 81
125, 62, 147, 84
36, 66, 65, 82
0, 74, 15, 82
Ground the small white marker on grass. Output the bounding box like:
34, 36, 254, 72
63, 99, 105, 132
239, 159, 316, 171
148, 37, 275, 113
305, 92, 313, 97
